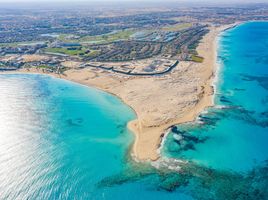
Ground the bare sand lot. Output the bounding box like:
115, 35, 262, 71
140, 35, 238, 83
87, 58, 178, 74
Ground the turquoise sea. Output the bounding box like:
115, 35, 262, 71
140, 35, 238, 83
0, 22, 268, 199
0, 74, 191, 199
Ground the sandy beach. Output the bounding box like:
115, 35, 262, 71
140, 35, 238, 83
0, 24, 235, 162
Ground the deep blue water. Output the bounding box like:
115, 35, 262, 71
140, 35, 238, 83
1, 21, 268, 200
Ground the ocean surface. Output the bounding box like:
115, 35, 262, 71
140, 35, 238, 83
0, 21, 268, 200
0, 74, 192, 199
163, 21, 268, 198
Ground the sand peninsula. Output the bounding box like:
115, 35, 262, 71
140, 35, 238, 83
3, 24, 237, 162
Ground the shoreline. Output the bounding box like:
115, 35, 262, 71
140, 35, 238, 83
0, 23, 238, 162
158, 22, 242, 159
128, 23, 238, 161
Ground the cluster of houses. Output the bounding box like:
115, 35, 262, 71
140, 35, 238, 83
0, 44, 47, 56
0, 54, 64, 72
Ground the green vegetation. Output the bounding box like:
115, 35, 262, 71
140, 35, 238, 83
80, 29, 136, 44
36, 65, 50, 68
58, 34, 71, 41
45, 47, 87, 56
59, 29, 136, 44
44, 47, 101, 58
86, 50, 101, 57
191, 55, 204, 63
162, 23, 192, 32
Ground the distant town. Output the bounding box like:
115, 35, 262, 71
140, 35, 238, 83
0, 3, 267, 76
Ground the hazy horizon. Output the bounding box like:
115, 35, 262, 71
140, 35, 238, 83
0, 0, 268, 3
0, 0, 267, 10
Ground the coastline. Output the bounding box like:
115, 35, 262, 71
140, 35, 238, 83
158, 22, 242, 159
0, 23, 238, 162
128, 23, 237, 161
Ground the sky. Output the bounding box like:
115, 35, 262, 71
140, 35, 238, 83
0, 0, 267, 2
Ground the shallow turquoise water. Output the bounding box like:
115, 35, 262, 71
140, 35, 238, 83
0, 74, 193, 199
0, 74, 135, 199
163, 22, 268, 172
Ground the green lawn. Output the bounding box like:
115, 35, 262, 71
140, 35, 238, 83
44, 47, 101, 57
36, 65, 51, 68
191, 55, 204, 63
86, 50, 101, 57
59, 29, 136, 44
162, 23, 192, 32
44, 47, 87, 56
